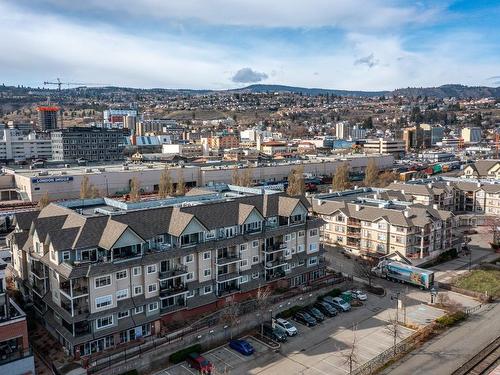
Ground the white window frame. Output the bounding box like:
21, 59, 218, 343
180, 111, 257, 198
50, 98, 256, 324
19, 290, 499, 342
185, 254, 194, 263
116, 289, 129, 300
95, 295, 113, 309
134, 306, 144, 314
116, 270, 128, 280
203, 269, 211, 277
186, 272, 194, 281
203, 285, 212, 294
147, 264, 157, 274
240, 275, 249, 284
96, 315, 113, 330
148, 302, 159, 312
118, 310, 130, 319
252, 240, 259, 248
133, 285, 143, 296
203, 251, 211, 260
252, 255, 259, 264
133, 267, 142, 276
147, 283, 158, 293
240, 259, 248, 267
62, 251, 70, 261
95, 275, 111, 289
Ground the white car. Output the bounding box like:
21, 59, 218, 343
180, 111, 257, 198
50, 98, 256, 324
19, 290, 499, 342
275, 318, 298, 336
351, 290, 368, 301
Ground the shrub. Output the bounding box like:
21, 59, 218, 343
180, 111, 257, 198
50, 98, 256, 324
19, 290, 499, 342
435, 311, 466, 327
321, 288, 342, 299
169, 344, 202, 364
277, 305, 303, 319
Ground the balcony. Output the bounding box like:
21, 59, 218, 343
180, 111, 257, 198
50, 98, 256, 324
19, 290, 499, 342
216, 254, 241, 266
347, 219, 361, 227
30, 263, 46, 279
216, 272, 240, 283
159, 284, 188, 299
60, 278, 88, 298
112, 245, 142, 262
265, 259, 288, 269
158, 265, 188, 280
346, 231, 361, 238
264, 242, 287, 254
31, 279, 46, 296
265, 269, 285, 281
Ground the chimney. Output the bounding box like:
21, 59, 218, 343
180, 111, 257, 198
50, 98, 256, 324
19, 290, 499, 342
401, 189, 405, 195
329, 189, 333, 193
427, 183, 432, 188
354, 185, 358, 190
477, 182, 481, 188
432, 204, 438, 210
355, 204, 361, 211
403, 210, 410, 218
446, 181, 451, 186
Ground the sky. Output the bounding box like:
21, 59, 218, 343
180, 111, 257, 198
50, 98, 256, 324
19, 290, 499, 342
0, 0, 499, 91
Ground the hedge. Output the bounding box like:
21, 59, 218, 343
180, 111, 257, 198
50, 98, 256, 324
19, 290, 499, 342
119, 371, 138, 375
320, 288, 342, 299
169, 344, 202, 364
435, 311, 467, 327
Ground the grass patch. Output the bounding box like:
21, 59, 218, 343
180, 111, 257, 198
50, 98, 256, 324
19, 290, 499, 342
453, 269, 500, 298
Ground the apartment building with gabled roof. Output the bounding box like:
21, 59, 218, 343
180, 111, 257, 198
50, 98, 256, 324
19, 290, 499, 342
7, 186, 324, 358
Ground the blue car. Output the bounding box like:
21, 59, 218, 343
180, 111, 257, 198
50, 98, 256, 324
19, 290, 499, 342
229, 339, 254, 356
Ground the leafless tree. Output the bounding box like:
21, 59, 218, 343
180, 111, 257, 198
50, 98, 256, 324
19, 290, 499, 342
332, 163, 352, 191
220, 296, 240, 339
256, 285, 272, 336
363, 159, 379, 187
354, 259, 376, 287
286, 165, 305, 196
176, 174, 186, 196
386, 314, 404, 355
37, 192, 50, 208
90, 185, 101, 198
341, 325, 359, 374
158, 166, 174, 198
231, 167, 240, 185
129, 177, 141, 202
239, 167, 253, 187
80, 175, 92, 199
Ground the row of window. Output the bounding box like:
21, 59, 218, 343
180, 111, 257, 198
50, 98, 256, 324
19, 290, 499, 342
95, 302, 159, 330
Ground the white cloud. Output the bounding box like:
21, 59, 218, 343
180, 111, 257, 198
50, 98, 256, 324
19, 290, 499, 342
232, 68, 268, 83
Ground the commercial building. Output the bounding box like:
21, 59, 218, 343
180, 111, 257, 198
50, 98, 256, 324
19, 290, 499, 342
1, 154, 394, 202
137, 120, 183, 139
37, 106, 59, 131
461, 127, 482, 144
363, 138, 405, 157
8, 187, 324, 358
103, 109, 138, 125
0, 127, 52, 162
51, 127, 127, 162
350, 125, 366, 141
162, 143, 203, 158
420, 124, 444, 145
260, 141, 288, 155
402, 125, 431, 151
206, 134, 240, 150
0, 258, 34, 375
312, 188, 458, 262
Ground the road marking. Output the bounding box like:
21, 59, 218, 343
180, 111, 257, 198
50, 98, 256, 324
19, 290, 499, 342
208, 351, 233, 368
181, 365, 196, 374
223, 346, 246, 361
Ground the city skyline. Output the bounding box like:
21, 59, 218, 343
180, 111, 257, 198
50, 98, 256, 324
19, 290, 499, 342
0, 0, 499, 90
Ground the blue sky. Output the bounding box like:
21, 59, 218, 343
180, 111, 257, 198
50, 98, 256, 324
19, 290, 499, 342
0, 0, 499, 90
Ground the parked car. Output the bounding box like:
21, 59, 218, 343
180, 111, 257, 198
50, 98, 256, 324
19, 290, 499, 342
186, 353, 214, 374
306, 307, 325, 322
293, 311, 317, 327
263, 323, 287, 342
350, 290, 368, 301
229, 339, 254, 356
327, 297, 351, 312
275, 318, 298, 336
314, 301, 338, 317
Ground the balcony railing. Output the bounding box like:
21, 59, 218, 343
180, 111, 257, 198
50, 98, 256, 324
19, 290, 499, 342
216, 272, 240, 282
264, 242, 287, 254
265, 259, 288, 269
159, 284, 188, 299
215, 255, 241, 266
347, 219, 361, 227
30, 264, 46, 279
158, 265, 188, 280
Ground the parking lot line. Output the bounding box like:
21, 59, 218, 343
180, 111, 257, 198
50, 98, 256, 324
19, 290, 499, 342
223, 346, 246, 361
181, 364, 196, 374
209, 351, 234, 368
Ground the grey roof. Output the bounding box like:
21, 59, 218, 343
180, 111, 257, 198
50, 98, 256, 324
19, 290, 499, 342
468, 160, 500, 177
14, 210, 40, 230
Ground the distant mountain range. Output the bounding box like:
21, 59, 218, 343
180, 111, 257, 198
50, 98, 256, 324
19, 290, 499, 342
232, 84, 500, 98
2, 83, 499, 99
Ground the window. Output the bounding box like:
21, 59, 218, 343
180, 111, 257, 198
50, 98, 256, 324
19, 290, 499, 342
148, 283, 157, 293
378, 222, 387, 230
134, 306, 144, 314
285, 234, 290, 241
118, 310, 130, 319
116, 270, 127, 280
186, 272, 194, 281
147, 265, 157, 274
377, 233, 386, 241
336, 215, 345, 222
240, 244, 247, 251
291, 233, 296, 240
185, 254, 193, 263
252, 240, 259, 248
252, 272, 259, 279
309, 243, 318, 252
133, 267, 141, 276
203, 285, 212, 294
297, 244, 305, 253
95, 295, 112, 309
133, 286, 143, 296
187, 290, 195, 298
96, 315, 113, 329
62, 251, 70, 261
309, 229, 318, 236
203, 269, 211, 277
252, 255, 259, 264
203, 251, 211, 260
308, 257, 318, 267
148, 302, 159, 312
114, 288, 128, 300
206, 230, 216, 239
95, 275, 111, 288
240, 259, 248, 267
298, 230, 305, 238
240, 275, 249, 284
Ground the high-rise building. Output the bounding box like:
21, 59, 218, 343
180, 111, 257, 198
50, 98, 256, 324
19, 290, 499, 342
0, 127, 52, 162
420, 124, 444, 145
335, 122, 351, 140
461, 127, 482, 144
402, 125, 431, 151
37, 106, 59, 130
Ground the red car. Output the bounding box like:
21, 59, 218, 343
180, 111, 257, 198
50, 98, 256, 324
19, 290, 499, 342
186, 353, 214, 374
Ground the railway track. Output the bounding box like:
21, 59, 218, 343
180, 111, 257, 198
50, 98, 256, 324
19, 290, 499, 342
453, 336, 500, 375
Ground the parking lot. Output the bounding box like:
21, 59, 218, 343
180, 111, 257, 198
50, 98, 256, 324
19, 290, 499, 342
156, 336, 275, 375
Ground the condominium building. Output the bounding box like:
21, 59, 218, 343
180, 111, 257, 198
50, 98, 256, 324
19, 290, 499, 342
462, 160, 500, 179
311, 188, 457, 261
0, 127, 52, 162
51, 127, 127, 162
0, 259, 34, 375
8, 187, 324, 358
